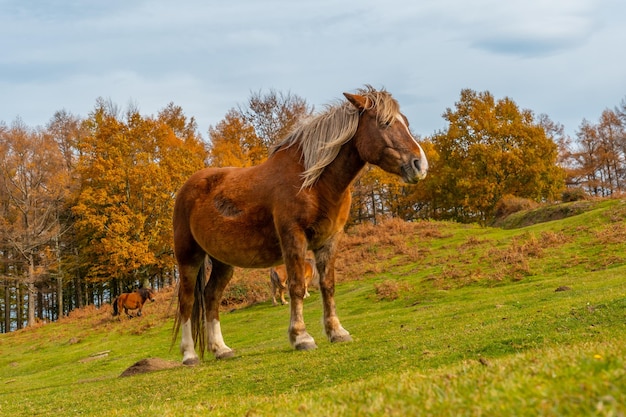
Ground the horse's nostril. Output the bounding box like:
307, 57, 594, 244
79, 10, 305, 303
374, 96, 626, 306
412, 158, 421, 172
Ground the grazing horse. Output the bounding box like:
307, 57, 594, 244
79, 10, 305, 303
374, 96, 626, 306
173, 86, 428, 365
112, 288, 156, 318
270, 258, 319, 306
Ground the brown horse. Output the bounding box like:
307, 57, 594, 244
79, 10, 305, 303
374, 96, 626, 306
270, 258, 319, 306
173, 86, 428, 365
112, 288, 156, 318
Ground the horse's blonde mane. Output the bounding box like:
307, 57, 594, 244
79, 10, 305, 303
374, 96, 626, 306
269, 85, 401, 188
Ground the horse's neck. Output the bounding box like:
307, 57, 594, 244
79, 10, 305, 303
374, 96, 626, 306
318, 139, 366, 194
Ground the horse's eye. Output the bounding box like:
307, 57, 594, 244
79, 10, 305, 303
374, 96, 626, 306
382, 120, 392, 128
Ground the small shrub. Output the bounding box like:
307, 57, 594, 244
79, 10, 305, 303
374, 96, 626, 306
221, 268, 271, 308
562, 187, 587, 202
494, 195, 539, 220
374, 280, 412, 301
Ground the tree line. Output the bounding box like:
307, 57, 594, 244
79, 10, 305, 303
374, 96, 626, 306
0, 100, 206, 331
1, 89, 624, 331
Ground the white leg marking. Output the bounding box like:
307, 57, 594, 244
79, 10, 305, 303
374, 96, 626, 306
325, 316, 353, 343
207, 319, 234, 359
180, 319, 199, 365
292, 331, 317, 350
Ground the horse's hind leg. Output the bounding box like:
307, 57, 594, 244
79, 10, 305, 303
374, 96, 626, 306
270, 271, 279, 306
204, 257, 235, 359
315, 235, 352, 343
177, 249, 205, 365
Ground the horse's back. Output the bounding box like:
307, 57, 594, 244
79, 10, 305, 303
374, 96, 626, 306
173, 162, 307, 269
173, 149, 351, 268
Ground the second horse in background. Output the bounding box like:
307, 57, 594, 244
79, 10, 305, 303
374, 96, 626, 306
270, 259, 319, 306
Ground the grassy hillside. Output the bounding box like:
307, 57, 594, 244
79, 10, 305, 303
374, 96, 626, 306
1, 199, 625, 416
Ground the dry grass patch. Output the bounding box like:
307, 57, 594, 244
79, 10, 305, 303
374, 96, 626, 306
339, 218, 446, 280
594, 222, 626, 244
373, 279, 413, 301
481, 231, 571, 282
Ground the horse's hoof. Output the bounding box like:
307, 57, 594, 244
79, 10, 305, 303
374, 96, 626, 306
328, 326, 353, 343
182, 357, 200, 366
330, 333, 353, 343
295, 341, 318, 351
215, 349, 235, 360
291, 330, 317, 351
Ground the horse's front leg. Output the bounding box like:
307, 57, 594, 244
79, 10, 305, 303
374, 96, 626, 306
288, 268, 317, 350
315, 235, 352, 343
284, 253, 317, 350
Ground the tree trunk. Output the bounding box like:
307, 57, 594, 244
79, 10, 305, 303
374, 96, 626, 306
27, 256, 36, 327
75, 273, 83, 309
56, 236, 64, 319
57, 276, 64, 319
3, 280, 10, 332
16, 285, 23, 330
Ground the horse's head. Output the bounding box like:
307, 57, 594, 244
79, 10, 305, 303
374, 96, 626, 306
344, 89, 428, 184
139, 288, 156, 302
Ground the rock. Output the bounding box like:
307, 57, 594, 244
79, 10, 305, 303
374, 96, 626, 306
119, 357, 181, 377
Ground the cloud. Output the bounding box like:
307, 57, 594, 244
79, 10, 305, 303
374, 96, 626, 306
1, 0, 624, 139
457, 0, 598, 57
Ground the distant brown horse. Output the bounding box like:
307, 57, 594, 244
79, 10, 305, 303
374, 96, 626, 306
173, 86, 428, 365
112, 288, 155, 318
270, 258, 319, 306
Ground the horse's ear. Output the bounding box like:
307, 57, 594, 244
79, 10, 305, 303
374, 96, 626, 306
344, 93, 370, 111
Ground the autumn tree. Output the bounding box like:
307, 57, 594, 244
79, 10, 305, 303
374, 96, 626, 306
569, 107, 626, 196
240, 89, 313, 149
45, 110, 85, 316
425, 89, 565, 223
0, 119, 71, 327
208, 109, 264, 167
72, 100, 206, 297
208, 90, 313, 168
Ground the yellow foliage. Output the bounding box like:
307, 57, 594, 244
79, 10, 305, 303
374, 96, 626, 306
73, 104, 207, 281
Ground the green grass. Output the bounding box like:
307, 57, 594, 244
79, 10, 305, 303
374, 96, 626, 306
1, 199, 626, 416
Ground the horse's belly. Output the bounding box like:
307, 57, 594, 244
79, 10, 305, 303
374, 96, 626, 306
192, 215, 283, 268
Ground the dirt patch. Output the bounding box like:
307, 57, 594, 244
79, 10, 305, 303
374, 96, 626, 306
78, 351, 110, 363
119, 357, 181, 377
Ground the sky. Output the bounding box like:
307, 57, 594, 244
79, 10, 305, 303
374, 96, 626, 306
1, 0, 625, 140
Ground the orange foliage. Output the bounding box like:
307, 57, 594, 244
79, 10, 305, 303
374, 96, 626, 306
72, 102, 207, 282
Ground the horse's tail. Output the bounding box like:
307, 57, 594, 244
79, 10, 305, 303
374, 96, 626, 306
270, 268, 286, 290
172, 257, 207, 359
191, 261, 207, 359
308, 258, 320, 287
112, 296, 119, 316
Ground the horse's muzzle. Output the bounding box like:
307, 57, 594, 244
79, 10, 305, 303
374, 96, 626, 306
412, 157, 428, 180
402, 156, 428, 184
